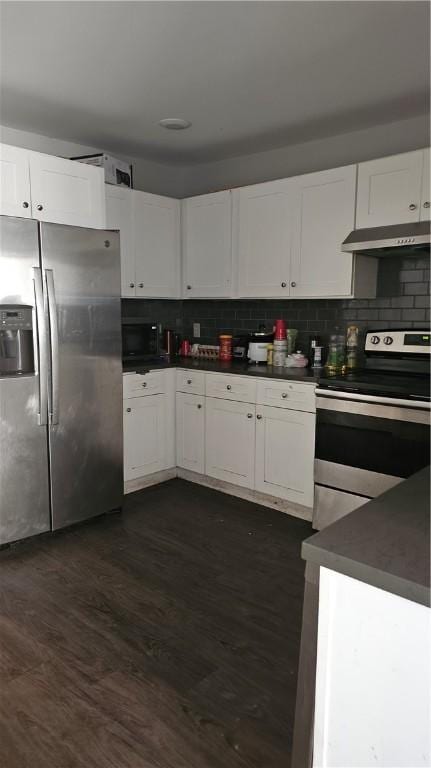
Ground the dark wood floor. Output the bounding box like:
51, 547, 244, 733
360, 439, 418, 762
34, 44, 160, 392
0, 479, 312, 768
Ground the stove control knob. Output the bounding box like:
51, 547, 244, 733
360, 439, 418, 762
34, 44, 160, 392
383, 336, 394, 345
370, 335, 380, 345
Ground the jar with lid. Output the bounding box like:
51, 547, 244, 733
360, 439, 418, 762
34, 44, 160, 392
346, 325, 359, 370
325, 333, 346, 373
219, 334, 233, 361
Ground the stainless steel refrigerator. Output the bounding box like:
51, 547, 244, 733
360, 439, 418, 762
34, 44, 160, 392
0, 215, 123, 545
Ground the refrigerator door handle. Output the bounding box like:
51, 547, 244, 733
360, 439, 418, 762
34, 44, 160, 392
45, 269, 60, 425
33, 267, 48, 426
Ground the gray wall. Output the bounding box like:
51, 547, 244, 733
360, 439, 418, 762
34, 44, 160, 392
179, 114, 430, 197
2, 112, 429, 198
0, 124, 187, 198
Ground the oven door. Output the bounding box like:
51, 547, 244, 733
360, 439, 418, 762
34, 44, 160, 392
122, 322, 159, 361
314, 391, 430, 529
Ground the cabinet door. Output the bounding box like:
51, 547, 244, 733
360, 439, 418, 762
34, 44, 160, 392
205, 397, 255, 488
420, 148, 430, 221
29, 152, 105, 228
106, 185, 135, 296
356, 150, 423, 228
123, 395, 166, 481
183, 191, 232, 297
133, 191, 180, 298
235, 179, 294, 297
255, 405, 315, 507
290, 165, 357, 297
0, 143, 32, 217
176, 393, 205, 473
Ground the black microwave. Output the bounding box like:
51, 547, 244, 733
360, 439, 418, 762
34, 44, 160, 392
122, 320, 159, 361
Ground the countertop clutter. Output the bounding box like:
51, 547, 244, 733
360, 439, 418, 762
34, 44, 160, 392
122, 357, 322, 381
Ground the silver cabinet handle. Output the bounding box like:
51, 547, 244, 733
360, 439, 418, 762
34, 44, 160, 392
138, 282, 144, 288
282, 392, 288, 399
126, 407, 131, 413
187, 379, 192, 384
281, 282, 287, 288
142, 382, 147, 388
33, 268, 48, 426
36, 204, 43, 211
256, 414, 263, 420
187, 285, 192, 290
247, 413, 253, 418
22, 201, 29, 208
129, 282, 135, 288
424, 201, 430, 209
45, 269, 59, 426
291, 281, 296, 287
409, 203, 417, 211
197, 404, 202, 409
226, 384, 232, 390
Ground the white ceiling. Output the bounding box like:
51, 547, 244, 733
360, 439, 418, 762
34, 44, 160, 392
1, 1, 429, 165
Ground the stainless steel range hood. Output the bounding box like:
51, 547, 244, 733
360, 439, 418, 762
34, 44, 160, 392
341, 221, 431, 257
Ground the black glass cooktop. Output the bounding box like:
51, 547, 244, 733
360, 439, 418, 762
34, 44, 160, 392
318, 369, 431, 401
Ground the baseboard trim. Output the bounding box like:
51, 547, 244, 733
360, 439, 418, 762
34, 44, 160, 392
124, 468, 177, 495
177, 468, 313, 522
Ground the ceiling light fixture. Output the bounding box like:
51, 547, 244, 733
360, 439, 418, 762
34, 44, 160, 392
158, 118, 191, 131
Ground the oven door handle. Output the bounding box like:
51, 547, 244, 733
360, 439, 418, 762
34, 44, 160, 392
315, 388, 431, 410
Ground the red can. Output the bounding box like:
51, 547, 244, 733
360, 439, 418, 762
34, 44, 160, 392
274, 319, 286, 341
219, 334, 233, 361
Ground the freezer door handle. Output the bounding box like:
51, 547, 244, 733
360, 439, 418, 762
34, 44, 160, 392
33, 267, 48, 426
45, 269, 60, 425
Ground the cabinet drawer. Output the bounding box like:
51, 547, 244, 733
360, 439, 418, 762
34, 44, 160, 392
123, 371, 166, 399
256, 379, 316, 412
176, 369, 205, 395
205, 373, 257, 403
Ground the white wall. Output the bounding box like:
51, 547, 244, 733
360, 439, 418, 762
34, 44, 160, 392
0, 124, 187, 198
180, 114, 430, 197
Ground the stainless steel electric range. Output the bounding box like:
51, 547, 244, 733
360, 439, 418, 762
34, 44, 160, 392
313, 329, 430, 529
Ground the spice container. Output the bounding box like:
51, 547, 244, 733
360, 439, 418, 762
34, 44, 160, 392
346, 325, 359, 370
325, 333, 346, 373
219, 334, 233, 361
273, 339, 288, 367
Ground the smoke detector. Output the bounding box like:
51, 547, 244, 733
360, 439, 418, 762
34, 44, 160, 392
158, 118, 191, 130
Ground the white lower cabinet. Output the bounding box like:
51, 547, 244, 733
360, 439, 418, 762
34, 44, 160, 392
176, 393, 205, 473
123, 394, 166, 481
255, 405, 315, 507
205, 397, 256, 488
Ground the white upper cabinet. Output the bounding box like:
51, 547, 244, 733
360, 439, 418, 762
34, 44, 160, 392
182, 190, 232, 298
290, 165, 357, 298
28, 151, 105, 228
133, 191, 180, 298
235, 179, 295, 298
420, 148, 430, 221
356, 149, 425, 228
105, 185, 135, 297
0, 144, 32, 217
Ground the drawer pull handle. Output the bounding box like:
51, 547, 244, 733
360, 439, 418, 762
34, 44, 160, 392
187, 379, 192, 384
142, 382, 147, 388
126, 407, 131, 413
247, 413, 253, 418
256, 414, 262, 420
226, 385, 232, 391
408, 203, 417, 211
282, 392, 288, 399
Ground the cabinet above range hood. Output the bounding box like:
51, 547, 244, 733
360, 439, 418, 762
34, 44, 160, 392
341, 221, 430, 257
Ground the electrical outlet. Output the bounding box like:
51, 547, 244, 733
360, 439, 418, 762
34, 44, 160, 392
193, 323, 201, 338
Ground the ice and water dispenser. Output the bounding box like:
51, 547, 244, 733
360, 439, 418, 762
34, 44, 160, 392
0, 305, 35, 375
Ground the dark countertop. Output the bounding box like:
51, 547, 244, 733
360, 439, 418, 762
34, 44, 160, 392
303, 468, 430, 607
123, 357, 321, 382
